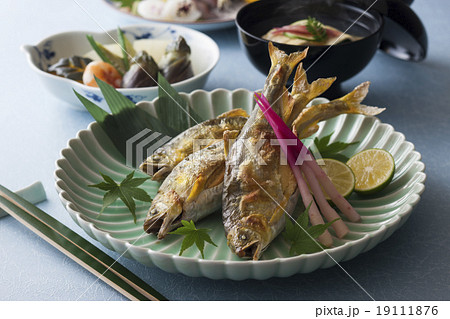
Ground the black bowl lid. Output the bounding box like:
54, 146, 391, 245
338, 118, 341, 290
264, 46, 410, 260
364, 0, 427, 61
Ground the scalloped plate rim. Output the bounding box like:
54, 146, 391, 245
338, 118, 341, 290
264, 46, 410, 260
54, 88, 426, 279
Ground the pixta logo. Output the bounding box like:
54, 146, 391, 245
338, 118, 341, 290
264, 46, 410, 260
126, 129, 172, 169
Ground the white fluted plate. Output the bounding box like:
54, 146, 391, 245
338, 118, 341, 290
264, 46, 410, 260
54, 88, 425, 280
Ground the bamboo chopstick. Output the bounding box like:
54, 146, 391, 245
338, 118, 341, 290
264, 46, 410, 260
0, 184, 167, 301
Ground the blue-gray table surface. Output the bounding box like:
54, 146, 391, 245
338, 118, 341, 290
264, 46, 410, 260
1, 0, 449, 300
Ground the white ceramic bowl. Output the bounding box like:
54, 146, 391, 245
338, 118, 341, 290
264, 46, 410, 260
22, 24, 219, 111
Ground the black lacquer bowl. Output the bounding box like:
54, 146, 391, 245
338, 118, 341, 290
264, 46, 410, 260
236, 0, 384, 96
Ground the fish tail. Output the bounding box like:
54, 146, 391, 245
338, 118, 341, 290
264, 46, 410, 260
340, 81, 370, 105
308, 77, 336, 100
268, 42, 308, 75
293, 82, 386, 139
291, 63, 336, 100
340, 81, 385, 116
284, 64, 336, 124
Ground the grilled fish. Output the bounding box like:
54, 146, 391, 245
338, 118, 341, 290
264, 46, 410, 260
140, 109, 248, 181
222, 43, 384, 260
144, 141, 226, 238
143, 121, 244, 239
222, 43, 307, 260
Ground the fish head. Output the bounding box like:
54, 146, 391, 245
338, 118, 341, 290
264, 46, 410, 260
143, 191, 183, 239
227, 226, 264, 260
140, 150, 174, 182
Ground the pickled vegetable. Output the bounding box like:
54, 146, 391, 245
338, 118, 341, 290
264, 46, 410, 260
158, 36, 193, 84
122, 51, 159, 88
47, 56, 93, 82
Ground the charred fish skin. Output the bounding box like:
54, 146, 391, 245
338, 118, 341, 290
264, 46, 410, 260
144, 141, 227, 239
222, 43, 306, 260
140, 111, 248, 182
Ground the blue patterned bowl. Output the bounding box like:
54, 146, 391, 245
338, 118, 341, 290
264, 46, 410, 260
22, 24, 219, 111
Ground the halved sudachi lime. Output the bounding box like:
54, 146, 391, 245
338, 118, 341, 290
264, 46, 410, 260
319, 158, 355, 199
346, 149, 395, 195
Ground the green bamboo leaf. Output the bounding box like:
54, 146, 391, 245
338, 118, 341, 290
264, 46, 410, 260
157, 73, 204, 133
75, 73, 198, 162
86, 35, 125, 75
96, 77, 136, 114
117, 27, 134, 71
157, 73, 190, 133
73, 90, 109, 123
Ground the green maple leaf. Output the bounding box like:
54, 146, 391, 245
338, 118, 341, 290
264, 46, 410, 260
169, 220, 217, 259
312, 132, 359, 162
89, 170, 152, 223
283, 201, 339, 256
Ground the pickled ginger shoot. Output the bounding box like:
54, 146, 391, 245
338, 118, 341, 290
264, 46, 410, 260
262, 17, 361, 46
